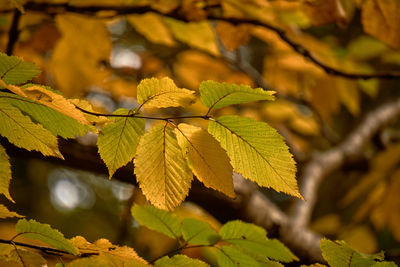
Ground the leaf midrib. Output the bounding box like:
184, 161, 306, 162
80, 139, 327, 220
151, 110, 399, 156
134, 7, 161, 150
214, 119, 292, 188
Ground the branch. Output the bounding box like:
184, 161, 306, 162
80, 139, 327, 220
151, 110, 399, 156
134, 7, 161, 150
0, 238, 73, 256
3, 2, 400, 79
291, 98, 400, 229
6, 9, 21, 56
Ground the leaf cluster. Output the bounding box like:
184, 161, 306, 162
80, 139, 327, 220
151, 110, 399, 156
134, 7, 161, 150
0, 53, 299, 213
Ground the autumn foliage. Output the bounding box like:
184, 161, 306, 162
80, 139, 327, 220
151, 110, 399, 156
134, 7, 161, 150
1, 0, 400, 266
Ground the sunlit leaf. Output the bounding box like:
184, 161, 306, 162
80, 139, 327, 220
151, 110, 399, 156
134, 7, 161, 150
155, 255, 210, 267
134, 124, 193, 210
216, 246, 263, 267
97, 108, 145, 178
16, 219, 78, 255
164, 18, 219, 56
0, 205, 23, 219
181, 218, 220, 245
67, 253, 149, 267
0, 92, 91, 138
320, 238, 386, 267
0, 53, 40, 88
19, 84, 89, 124
131, 205, 182, 239
0, 99, 62, 158
200, 81, 275, 111
219, 220, 298, 263
175, 123, 235, 198
70, 236, 148, 263
0, 144, 12, 202
136, 77, 195, 109
128, 13, 176, 46
7, 248, 46, 267
208, 116, 300, 198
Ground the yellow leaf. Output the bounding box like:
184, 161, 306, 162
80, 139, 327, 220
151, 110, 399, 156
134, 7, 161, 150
70, 99, 109, 126
0, 144, 13, 202
128, 13, 176, 46
362, 0, 400, 50
175, 123, 235, 198
174, 51, 253, 90
21, 85, 89, 124
164, 18, 220, 56
70, 236, 148, 263
49, 14, 111, 96
134, 123, 193, 210
8, 248, 47, 267
0, 99, 62, 158
0, 204, 23, 219
136, 77, 196, 109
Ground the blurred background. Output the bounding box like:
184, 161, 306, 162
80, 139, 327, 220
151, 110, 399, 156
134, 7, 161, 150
1, 0, 400, 265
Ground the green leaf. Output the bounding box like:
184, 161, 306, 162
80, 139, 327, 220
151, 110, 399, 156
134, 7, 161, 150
371, 262, 398, 267
219, 220, 267, 241
0, 204, 23, 219
181, 218, 220, 245
199, 81, 275, 110
216, 246, 263, 267
136, 77, 195, 109
208, 116, 300, 198
219, 220, 297, 263
0, 53, 40, 87
134, 124, 193, 210
67, 254, 150, 267
320, 238, 386, 267
97, 108, 145, 178
15, 219, 78, 255
155, 255, 210, 267
164, 19, 219, 56
0, 92, 91, 139
131, 205, 182, 239
0, 144, 13, 202
0, 99, 62, 158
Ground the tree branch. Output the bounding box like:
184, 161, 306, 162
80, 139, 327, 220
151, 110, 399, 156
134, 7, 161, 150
6, 9, 21, 56
3, 2, 400, 79
291, 98, 400, 228
0, 238, 73, 256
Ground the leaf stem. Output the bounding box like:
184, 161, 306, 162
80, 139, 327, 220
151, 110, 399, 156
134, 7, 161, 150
75, 106, 211, 121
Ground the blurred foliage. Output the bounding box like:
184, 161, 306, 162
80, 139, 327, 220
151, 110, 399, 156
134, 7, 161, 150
1, 0, 400, 265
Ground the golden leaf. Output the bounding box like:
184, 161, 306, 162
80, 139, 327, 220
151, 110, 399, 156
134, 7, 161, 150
48, 14, 111, 96
175, 123, 235, 198
362, 0, 400, 50
134, 123, 193, 210
128, 13, 176, 46
136, 77, 196, 109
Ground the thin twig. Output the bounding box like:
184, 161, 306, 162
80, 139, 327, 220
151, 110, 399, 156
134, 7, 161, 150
75, 106, 210, 121
0, 238, 72, 256
6, 9, 21, 56
2, 2, 400, 79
